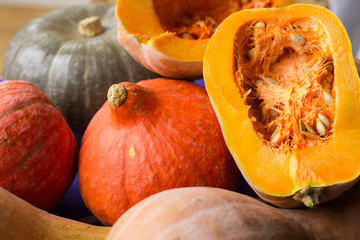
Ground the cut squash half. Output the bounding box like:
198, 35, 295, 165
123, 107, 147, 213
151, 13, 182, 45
115, 0, 294, 79
204, 4, 360, 208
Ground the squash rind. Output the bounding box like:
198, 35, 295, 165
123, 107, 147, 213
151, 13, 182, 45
116, 23, 204, 79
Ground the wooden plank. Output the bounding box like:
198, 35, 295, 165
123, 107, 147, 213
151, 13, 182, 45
0, 6, 55, 77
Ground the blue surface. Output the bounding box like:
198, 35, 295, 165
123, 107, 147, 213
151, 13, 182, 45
50, 174, 94, 221
51, 174, 257, 225
194, 78, 205, 88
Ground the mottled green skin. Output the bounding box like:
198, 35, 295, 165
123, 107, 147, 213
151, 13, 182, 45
3, 3, 158, 141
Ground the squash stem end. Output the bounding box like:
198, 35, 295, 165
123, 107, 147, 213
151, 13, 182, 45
293, 186, 324, 208
107, 84, 128, 107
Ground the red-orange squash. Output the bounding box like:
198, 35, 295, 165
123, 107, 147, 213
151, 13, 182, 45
78, 78, 240, 225
204, 4, 360, 208
115, 0, 294, 79
0, 80, 77, 210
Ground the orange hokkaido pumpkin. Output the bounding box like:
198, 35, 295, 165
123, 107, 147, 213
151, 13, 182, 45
78, 78, 240, 225
115, 0, 294, 79
0, 80, 77, 211
204, 4, 360, 208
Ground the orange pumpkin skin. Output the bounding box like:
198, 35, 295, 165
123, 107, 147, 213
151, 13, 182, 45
204, 4, 360, 208
0, 80, 77, 211
115, 0, 294, 79
78, 78, 240, 225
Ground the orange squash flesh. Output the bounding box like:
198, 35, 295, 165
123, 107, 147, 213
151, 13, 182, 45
115, 0, 294, 79
204, 4, 360, 207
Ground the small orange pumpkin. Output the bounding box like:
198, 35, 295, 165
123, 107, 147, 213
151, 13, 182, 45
78, 78, 240, 225
115, 0, 294, 79
204, 4, 360, 208
0, 80, 77, 211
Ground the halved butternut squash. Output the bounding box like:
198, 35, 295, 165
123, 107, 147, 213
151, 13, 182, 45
204, 4, 360, 208
115, 0, 294, 79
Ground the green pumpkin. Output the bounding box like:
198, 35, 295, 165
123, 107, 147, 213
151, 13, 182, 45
3, 3, 158, 141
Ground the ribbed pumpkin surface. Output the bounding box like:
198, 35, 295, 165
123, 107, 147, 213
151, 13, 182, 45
0, 80, 77, 210
3, 3, 158, 140
78, 78, 240, 225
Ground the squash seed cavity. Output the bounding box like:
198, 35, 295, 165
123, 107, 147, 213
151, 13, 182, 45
234, 18, 335, 154
153, 0, 277, 40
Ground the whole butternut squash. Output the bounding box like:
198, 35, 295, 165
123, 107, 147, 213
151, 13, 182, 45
107, 181, 360, 240
0, 187, 109, 240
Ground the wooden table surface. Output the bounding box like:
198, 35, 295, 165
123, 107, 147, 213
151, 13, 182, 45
0, 6, 54, 77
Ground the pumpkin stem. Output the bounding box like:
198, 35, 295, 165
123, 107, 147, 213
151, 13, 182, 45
107, 84, 128, 107
78, 16, 103, 37
293, 186, 324, 208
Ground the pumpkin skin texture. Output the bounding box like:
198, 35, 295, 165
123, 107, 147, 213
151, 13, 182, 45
106, 182, 360, 240
78, 78, 240, 226
0, 80, 77, 211
115, 0, 294, 79
3, 3, 159, 141
0, 187, 110, 240
204, 4, 360, 208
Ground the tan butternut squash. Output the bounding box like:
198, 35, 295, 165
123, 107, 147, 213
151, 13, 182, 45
107, 182, 360, 240
0, 187, 110, 240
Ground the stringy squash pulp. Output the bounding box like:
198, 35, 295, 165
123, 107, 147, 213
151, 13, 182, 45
204, 4, 360, 208
159, 0, 283, 41
235, 17, 334, 154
